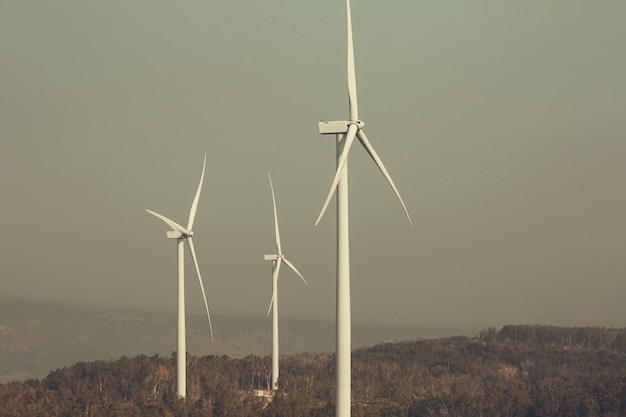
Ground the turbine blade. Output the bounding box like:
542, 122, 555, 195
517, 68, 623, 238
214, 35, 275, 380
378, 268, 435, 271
266, 293, 275, 317
187, 237, 214, 341
315, 123, 358, 225
187, 153, 207, 230
282, 258, 307, 284
356, 129, 413, 226
146, 209, 190, 236
274, 257, 282, 283
268, 172, 282, 255
267, 258, 282, 316
346, 0, 358, 121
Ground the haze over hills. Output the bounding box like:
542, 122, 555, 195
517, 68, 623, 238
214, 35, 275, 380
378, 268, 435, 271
0, 297, 476, 383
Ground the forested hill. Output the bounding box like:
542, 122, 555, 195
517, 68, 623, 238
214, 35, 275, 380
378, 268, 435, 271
2, 325, 626, 417
483, 324, 626, 350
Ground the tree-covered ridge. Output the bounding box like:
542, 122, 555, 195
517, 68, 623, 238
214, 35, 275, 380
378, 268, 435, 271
2, 325, 626, 417
486, 324, 626, 351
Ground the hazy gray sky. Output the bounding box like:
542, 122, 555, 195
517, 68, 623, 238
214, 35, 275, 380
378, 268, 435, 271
1, 1, 625, 330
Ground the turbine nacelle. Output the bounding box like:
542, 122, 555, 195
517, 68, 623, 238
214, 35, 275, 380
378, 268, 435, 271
167, 231, 184, 239
318, 120, 364, 135
167, 230, 193, 239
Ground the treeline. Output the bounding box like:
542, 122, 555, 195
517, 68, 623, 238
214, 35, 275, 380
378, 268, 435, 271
481, 324, 626, 351
2, 325, 626, 417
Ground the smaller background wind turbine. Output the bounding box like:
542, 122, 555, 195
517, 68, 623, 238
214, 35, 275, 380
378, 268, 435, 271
146, 153, 213, 399
264, 172, 306, 391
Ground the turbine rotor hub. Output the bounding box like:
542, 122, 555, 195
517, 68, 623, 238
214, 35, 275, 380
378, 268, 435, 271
349, 120, 364, 129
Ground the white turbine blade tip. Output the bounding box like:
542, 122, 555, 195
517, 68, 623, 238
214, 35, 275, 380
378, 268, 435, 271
187, 237, 214, 341
283, 258, 306, 284
187, 153, 207, 230
267, 295, 275, 317
356, 129, 413, 226
315, 171, 342, 226
268, 173, 282, 253
315, 125, 358, 225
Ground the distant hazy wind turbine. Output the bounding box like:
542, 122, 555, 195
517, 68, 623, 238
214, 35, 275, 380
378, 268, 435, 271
315, 1, 412, 416
145, 153, 213, 399
264, 172, 306, 391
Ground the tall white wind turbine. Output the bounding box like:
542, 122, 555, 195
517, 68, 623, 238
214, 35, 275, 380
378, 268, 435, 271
146, 153, 213, 399
315, 1, 412, 416
264, 172, 306, 391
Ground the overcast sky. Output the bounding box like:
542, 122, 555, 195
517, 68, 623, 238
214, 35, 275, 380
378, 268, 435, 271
1, 1, 625, 331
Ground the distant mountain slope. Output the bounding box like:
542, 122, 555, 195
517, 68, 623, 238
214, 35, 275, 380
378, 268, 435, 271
0, 297, 474, 382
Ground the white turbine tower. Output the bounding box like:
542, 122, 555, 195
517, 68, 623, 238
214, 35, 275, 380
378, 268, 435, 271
264, 172, 306, 392
146, 153, 213, 399
315, 1, 412, 416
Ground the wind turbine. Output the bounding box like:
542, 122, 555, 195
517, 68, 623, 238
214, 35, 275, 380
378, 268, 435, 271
145, 153, 213, 399
264, 172, 306, 391
315, 1, 412, 416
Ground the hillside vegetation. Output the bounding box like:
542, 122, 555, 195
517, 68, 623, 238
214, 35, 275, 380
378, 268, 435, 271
2, 325, 626, 417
